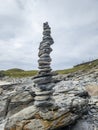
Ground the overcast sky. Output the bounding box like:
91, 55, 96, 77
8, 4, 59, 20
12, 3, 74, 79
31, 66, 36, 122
0, 0, 98, 70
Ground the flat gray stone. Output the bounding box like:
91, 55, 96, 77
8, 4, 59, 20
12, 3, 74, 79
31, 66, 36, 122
35, 90, 54, 95
38, 61, 50, 66
33, 76, 52, 84
38, 66, 51, 70
39, 53, 50, 58
34, 83, 55, 91
34, 100, 53, 107
34, 95, 50, 101
39, 44, 50, 50
38, 57, 52, 62
38, 48, 52, 57
39, 68, 52, 73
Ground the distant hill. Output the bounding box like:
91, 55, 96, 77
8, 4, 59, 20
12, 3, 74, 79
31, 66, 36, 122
0, 68, 38, 78
6, 68, 24, 72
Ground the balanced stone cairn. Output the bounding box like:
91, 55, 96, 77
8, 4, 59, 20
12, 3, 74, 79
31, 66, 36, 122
33, 22, 55, 108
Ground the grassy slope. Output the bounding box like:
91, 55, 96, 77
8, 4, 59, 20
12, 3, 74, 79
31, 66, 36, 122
2, 68, 38, 77
56, 59, 98, 74
1, 59, 98, 77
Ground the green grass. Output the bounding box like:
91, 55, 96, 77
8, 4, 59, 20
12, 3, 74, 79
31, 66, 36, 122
2, 68, 38, 78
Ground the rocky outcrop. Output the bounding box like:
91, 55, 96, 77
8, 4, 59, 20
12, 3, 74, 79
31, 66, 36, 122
4, 82, 89, 130
0, 79, 34, 122
0, 76, 98, 130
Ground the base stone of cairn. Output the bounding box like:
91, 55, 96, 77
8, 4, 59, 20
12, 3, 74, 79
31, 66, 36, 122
33, 22, 55, 108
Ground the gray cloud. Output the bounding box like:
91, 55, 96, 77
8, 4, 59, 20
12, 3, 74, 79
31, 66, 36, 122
0, 0, 98, 70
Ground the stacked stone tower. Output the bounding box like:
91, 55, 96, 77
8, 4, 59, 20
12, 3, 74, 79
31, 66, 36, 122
33, 22, 54, 107
38, 22, 53, 75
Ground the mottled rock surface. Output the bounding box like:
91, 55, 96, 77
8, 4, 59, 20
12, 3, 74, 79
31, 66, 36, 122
4, 82, 89, 130
0, 71, 98, 130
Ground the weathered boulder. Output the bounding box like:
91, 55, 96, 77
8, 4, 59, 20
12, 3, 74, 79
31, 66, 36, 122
0, 80, 34, 123
7, 91, 34, 117
86, 84, 98, 96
